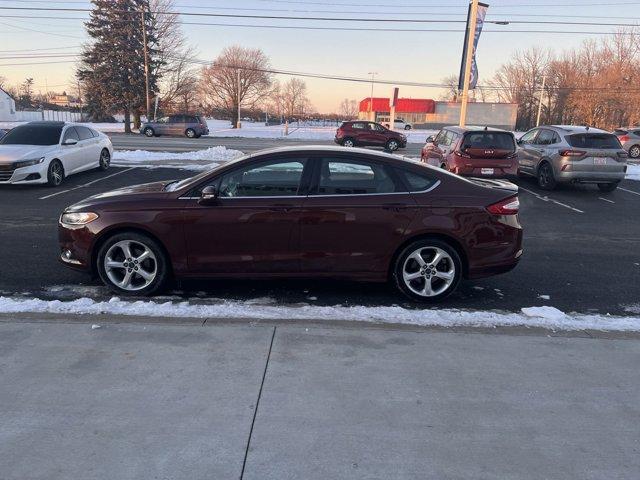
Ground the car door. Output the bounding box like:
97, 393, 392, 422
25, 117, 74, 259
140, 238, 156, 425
75, 126, 101, 170
297, 154, 417, 275
59, 126, 83, 173
165, 115, 180, 135
180, 155, 311, 274
516, 129, 540, 173
370, 123, 390, 145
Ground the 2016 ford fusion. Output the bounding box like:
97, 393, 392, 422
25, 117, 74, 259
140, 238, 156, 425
58, 146, 523, 301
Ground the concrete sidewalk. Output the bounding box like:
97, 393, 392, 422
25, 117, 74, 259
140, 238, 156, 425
1, 318, 639, 479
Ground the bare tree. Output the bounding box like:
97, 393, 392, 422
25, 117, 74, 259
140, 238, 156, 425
200, 46, 272, 127
339, 98, 358, 119
280, 78, 308, 119
439, 74, 459, 101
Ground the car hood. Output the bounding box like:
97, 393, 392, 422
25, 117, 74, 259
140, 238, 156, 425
0, 145, 56, 164
67, 181, 172, 211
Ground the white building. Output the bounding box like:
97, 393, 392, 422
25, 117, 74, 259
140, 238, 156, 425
0, 87, 17, 121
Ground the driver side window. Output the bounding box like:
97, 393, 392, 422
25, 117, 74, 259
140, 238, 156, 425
519, 130, 538, 145
218, 159, 307, 198
62, 127, 79, 143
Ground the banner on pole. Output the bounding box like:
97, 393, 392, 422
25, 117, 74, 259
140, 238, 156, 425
458, 2, 489, 91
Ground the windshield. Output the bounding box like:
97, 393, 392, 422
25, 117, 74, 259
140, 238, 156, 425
567, 133, 622, 149
0, 124, 63, 146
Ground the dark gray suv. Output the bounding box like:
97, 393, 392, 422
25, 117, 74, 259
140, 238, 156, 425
141, 114, 209, 138
517, 125, 627, 192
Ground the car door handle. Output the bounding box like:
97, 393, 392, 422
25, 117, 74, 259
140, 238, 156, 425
382, 203, 410, 211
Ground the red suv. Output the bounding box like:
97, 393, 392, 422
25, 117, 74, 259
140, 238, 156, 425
335, 121, 407, 152
421, 126, 518, 178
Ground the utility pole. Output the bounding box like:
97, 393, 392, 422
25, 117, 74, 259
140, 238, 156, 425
459, 0, 479, 127
237, 69, 241, 129
536, 74, 547, 127
368, 72, 377, 121
141, 8, 151, 121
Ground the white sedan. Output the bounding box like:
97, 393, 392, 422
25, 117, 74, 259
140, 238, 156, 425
0, 121, 113, 186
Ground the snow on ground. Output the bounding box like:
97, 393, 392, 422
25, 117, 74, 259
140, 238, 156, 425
626, 163, 640, 181
1, 295, 639, 331
112, 146, 244, 170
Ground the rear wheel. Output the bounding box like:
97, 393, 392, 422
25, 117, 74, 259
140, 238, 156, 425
47, 159, 64, 187
98, 148, 110, 171
629, 145, 640, 159
342, 137, 355, 147
394, 239, 462, 302
185, 128, 196, 138
598, 182, 619, 192
386, 139, 400, 152
537, 162, 556, 190
143, 127, 154, 137
97, 232, 169, 296
404, 125, 411, 130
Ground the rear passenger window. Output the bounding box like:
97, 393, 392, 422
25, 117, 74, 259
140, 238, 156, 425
316, 159, 396, 195
535, 130, 555, 145
396, 169, 438, 192
76, 126, 94, 141
567, 134, 621, 149
351, 123, 365, 130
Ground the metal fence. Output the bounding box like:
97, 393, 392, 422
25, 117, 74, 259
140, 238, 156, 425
15, 110, 83, 122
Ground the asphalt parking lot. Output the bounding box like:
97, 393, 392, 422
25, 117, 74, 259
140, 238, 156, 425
1, 137, 639, 315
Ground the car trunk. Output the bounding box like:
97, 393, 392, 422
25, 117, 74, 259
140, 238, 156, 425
564, 133, 627, 173
461, 131, 516, 159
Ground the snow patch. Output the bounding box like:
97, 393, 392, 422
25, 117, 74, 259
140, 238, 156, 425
1, 296, 639, 331
112, 146, 244, 171
626, 163, 640, 181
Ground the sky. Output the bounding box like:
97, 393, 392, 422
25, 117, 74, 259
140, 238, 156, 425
0, 0, 635, 113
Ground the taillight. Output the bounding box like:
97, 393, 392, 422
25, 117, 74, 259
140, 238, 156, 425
618, 135, 630, 142
559, 149, 586, 157
487, 196, 519, 215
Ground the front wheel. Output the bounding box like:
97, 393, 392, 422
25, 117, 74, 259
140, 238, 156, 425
97, 232, 169, 295
598, 182, 619, 192
98, 149, 110, 171
47, 159, 64, 187
143, 127, 154, 137
537, 162, 556, 190
385, 139, 400, 152
393, 239, 462, 302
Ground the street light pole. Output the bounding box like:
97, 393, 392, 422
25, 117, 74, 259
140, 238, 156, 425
459, 0, 479, 127
237, 69, 241, 129
368, 72, 377, 121
140, 8, 151, 121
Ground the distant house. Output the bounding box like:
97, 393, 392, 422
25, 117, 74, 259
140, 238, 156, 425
0, 87, 17, 121
50, 93, 82, 108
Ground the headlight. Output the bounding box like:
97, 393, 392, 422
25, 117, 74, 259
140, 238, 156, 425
14, 157, 45, 168
60, 212, 99, 225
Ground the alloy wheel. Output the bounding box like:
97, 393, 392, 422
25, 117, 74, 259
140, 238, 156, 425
387, 140, 399, 151
100, 150, 111, 169
104, 240, 158, 291
630, 145, 640, 159
144, 128, 154, 137
186, 129, 195, 138
343, 139, 354, 147
401, 246, 456, 297
50, 161, 63, 186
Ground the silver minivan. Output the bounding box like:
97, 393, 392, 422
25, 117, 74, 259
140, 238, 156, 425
517, 125, 627, 192
141, 114, 209, 138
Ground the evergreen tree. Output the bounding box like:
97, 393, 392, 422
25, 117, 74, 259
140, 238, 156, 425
77, 0, 162, 132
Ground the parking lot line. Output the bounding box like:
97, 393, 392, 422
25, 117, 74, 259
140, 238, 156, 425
619, 187, 640, 197
38, 167, 136, 200
518, 186, 584, 214
598, 197, 615, 204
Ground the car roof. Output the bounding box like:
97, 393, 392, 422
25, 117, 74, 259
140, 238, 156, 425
243, 145, 417, 165
548, 125, 609, 134
442, 125, 510, 133
24, 121, 66, 126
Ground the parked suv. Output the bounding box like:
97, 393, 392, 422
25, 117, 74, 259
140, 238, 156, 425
141, 114, 209, 138
421, 126, 518, 179
377, 116, 413, 130
517, 125, 627, 191
335, 121, 407, 152
614, 127, 640, 159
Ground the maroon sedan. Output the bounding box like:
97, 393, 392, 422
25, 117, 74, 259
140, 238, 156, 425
59, 146, 522, 301
421, 126, 518, 178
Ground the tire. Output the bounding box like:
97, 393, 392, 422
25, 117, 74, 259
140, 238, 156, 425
537, 162, 557, 190
597, 182, 619, 192
385, 139, 400, 152
46, 159, 64, 187
342, 137, 355, 147
440, 163, 447, 170
97, 232, 169, 296
98, 148, 110, 171
629, 145, 640, 159
143, 127, 154, 137
404, 125, 411, 130
185, 128, 196, 138
393, 239, 462, 302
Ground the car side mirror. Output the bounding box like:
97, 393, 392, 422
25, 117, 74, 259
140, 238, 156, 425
426, 135, 435, 144
62, 139, 78, 146
198, 185, 218, 205
516, 138, 523, 145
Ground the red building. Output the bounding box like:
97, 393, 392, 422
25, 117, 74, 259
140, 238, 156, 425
358, 97, 436, 124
